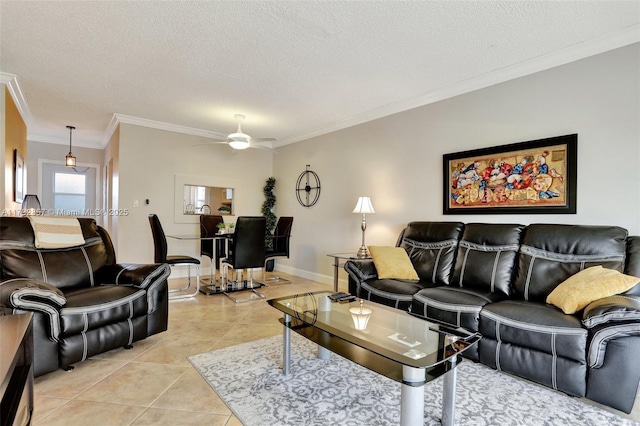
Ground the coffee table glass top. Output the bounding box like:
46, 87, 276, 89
267, 291, 480, 369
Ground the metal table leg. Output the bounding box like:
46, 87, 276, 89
333, 257, 340, 292
400, 365, 425, 426
441, 356, 458, 426
283, 313, 291, 375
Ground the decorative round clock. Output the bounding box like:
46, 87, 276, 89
296, 165, 321, 207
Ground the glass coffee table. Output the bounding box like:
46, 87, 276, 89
267, 291, 481, 426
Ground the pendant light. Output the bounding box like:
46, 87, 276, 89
65, 125, 77, 167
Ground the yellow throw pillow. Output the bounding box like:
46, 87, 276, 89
546, 266, 640, 315
368, 246, 419, 280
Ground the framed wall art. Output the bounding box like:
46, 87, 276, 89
443, 134, 577, 214
13, 149, 26, 204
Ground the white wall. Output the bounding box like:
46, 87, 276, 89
116, 123, 273, 264
273, 43, 640, 286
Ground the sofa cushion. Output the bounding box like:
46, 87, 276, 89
411, 286, 505, 332
59, 285, 148, 337
368, 246, 418, 280
397, 221, 464, 285
479, 300, 588, 397
450, 223, 524, 296
514, 224, 628, 303
547, 266, 640, 314
358, 278, 435, 310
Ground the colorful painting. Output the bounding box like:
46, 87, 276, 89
443, 134, 577, 214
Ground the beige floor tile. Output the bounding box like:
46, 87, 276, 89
131, 338, 214, 367
131, 408, 229, 425
225, 415, 244, 426
31, 397, 70, 424
34, 359, 127, 399
33, 400, 146, 426
151, 369, 232, 415
76, 362, 187, 406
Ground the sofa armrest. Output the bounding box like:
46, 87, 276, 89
582, 295, 640, 328
95, 263, 171, 290
0, 278, 65, 341
344, 259, 378, 283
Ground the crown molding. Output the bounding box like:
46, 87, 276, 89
276, 25, 640, 146
0, 72, 34, 127
113, 113, 228, 140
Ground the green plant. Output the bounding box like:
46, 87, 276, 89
261, 177, 277, 249
216, 222, 226, 229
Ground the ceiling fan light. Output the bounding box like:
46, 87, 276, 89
229, 132, 250, 141
229, 140, 249, 150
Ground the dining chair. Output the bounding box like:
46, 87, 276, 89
200, 214, 225, 284
221, 216, 266, 303
263, 216, 293, 284
148, 214, 200, 299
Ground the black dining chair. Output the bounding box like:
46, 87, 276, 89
263, 216, 293, 284
148, 214, 200, 299
221, 216, 266, 302
200, 214, 226, 284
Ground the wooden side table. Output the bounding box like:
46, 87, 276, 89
0, 313, 34, 426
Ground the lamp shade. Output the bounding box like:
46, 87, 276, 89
22, 194, 41, 215
352, 196, 375, 214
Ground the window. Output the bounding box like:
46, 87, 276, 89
54, 172, 86, 212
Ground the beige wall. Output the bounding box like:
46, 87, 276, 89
273, 43, 640, 286
115, 123, 273, 264
4, 87, 27, 213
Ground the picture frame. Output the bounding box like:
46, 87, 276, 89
13, 149, 26, 204
443, 134, 577, 214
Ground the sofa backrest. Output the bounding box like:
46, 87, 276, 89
397, 221, 464, 285
0, 217, 114, 290
451, 223, 524, 297
514, 224, 628, 302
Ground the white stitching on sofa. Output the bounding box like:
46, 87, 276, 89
432, 247, 443, 283
551, 333, 557, 390
81, 312, 89, 361
480, 310, 587, 335
459, 241, 520, 252
519, 245, 625, 263
490, 251, 501, 292
413, 293, 482, 313
495, 321, 502, 371
10, 288, 62, 341
36, 251, 47, 282
80, 247, 94, 287
459, 246, 470, 287
524, 257, 536, 300
589, 323, 640, 368
360, 282, 413, 302
60, 290, 146, 315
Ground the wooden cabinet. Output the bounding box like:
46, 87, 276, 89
0, 313, 34, 426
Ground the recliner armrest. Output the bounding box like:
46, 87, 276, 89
344, 259, 378, 283
0, 278, 66, 341
95, 263, 171, 290
582, 295, 640, 328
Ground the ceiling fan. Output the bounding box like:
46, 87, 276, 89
198, 114, 277, 151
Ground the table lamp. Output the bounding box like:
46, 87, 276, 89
21, 194, 41, 216
353, 196, 375, 258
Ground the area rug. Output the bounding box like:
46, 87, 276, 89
189, 334, 637, 426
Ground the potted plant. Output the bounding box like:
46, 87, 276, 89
261, 177, 277, 271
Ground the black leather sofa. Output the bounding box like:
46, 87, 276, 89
345, 221, 640, 413
0, 217, 170, 377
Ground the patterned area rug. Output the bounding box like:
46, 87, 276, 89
189, 334, 637, 426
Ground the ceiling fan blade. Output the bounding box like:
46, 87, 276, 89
191, 139, 227, 146
250, 137, 277, 142
252, 145, 279, 153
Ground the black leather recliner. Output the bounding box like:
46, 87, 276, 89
0, 217, 170, 377
345, 221, 640, 413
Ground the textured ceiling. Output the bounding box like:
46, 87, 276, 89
1, 1, 639, 148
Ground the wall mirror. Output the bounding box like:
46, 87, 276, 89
183, 185, 234, 215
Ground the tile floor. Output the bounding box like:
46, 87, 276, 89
31, 272, 640, 425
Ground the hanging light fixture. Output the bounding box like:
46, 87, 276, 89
65, 125, 77, 167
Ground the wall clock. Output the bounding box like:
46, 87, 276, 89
296, 165, 321, 207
